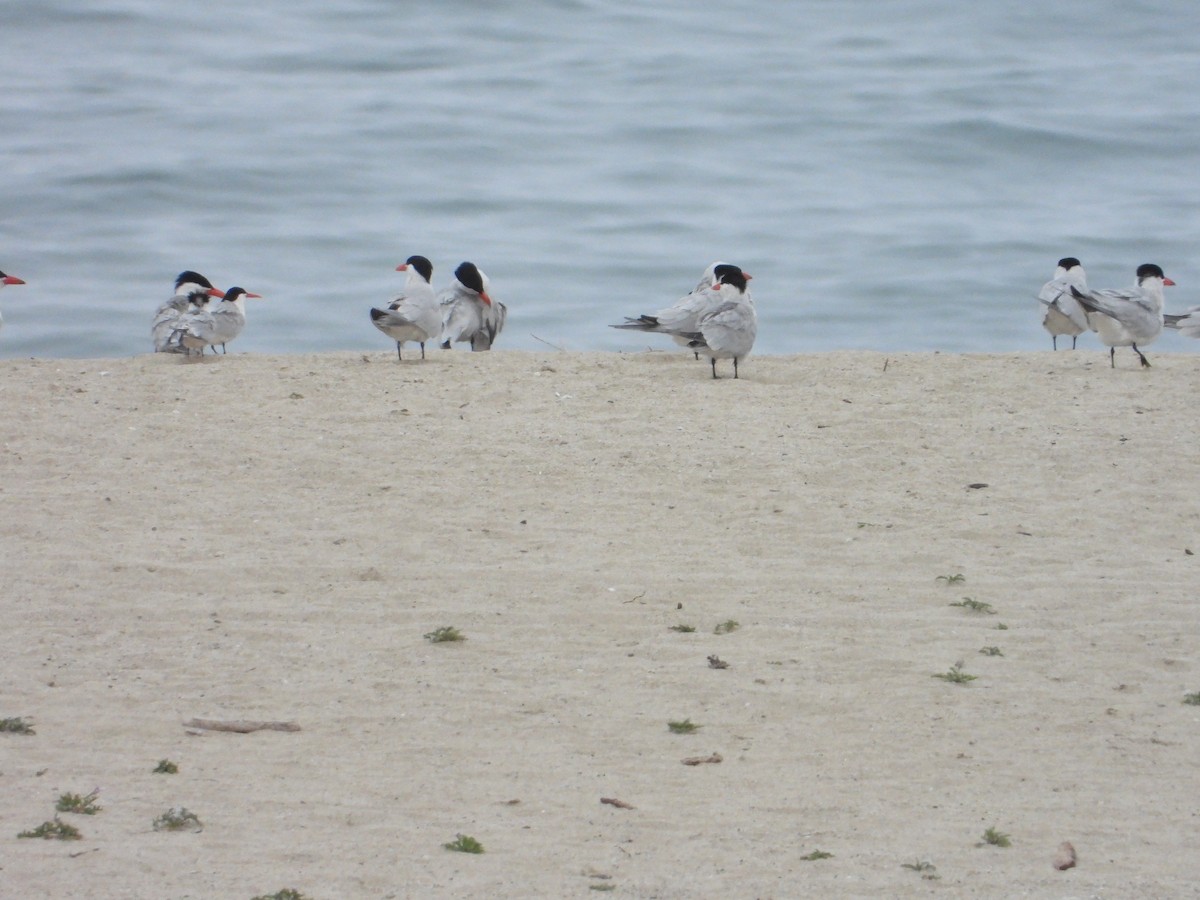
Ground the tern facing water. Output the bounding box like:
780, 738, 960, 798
370, 255, 442, 360
153, 271, 224, 353
1070, 263, 1174, 368
1037, 257, 1088, 350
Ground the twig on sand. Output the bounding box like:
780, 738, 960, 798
681, 752, 723, 766
530, 333, 565, 350
600, 797, 635, 810
183, 718, 301, 733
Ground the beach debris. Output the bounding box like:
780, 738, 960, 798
707, 654, 729, 669
183, 718, 300, 734
1053, 841, 1077, 870
681, 752, 722, 766
600, 797, 635, 810
967, 483, 989, 489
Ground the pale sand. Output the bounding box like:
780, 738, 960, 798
2, 348, 1199, 898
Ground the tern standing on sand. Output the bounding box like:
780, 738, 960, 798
153, 271, 224, 352
675, 265, 757, 379
611, 262, 749, 358
1070, 263, 1174, 368
439, 261, 506, 351
170, 286, 264, 357
370, 255, 442, 360
0, 270, 26, 330
1038, 257, 1089, 350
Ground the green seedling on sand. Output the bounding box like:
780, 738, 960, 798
153, 807, 202, 832
667, 719, 701, 734
669, 624, 696, 633
950, 598, 995, 614
800, 850, 833, 860
1183, 692, 1200, 706
933, 663, 977, 684
902, 860, 940, 880
153, 759, 179, 774
18, 818, 81, 840
424, 626, 465, 643
56, 790, 101, 815
979, 646, 1004, 657
251, 891, 311, 900
0, 716, 35, 734
444, 833, 484, 854
589, 885, 617, 892
713, 619, 740, 635
981, 826, 1011, 847
936, 574, 966, 584
994, 622, 1009, 630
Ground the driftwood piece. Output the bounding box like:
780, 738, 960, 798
184, 718, 301, 733
681, 752, 723, 766
600, 797, 635, 810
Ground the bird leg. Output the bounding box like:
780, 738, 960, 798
733, 357, 740, 379
395, 342, 402, 361
1132, 344, 1151, 368
710, 358, 718, 379
1109, 347, 1116, 368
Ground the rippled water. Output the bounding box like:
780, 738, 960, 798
4, 0, 1200, 359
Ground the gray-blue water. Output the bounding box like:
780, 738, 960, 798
4, 0, 1200, 359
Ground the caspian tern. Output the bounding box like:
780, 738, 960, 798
170, 286, 263, 357
611, 263, 752, 359
1070, 263, 1174, 368
0, 270, 26, 331
153, 271, 224, 353
439, 261, 507, 351
1037, 257, 1088, 349
672, 266, 757, 378
1163, 306, 1200, 339
370, 255, 442, 360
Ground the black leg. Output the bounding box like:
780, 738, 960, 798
710, 358, 718, 379
693, 351, 699, 361
1052, 335, 1058, 350
441, 340, 451, 350
1133, 343, 1150, 368
1071, 335, 1077, 349
1110, 347, 1116, 368
395, 342, 402, 361
733, 357, 739, 379
420, 342, 426, 359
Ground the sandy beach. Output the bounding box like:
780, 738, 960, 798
3, 347, 1199, 898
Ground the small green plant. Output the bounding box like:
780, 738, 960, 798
901, 860, 939, 880
153, 758, 179, 774
424, 626, 465, 643
713, 619, 740, 634
56, 790, 101, 815
251, 891, 311, 900
800, 850, 833, 860
1183, 692, 1200, 706
950, 598, 995, 614
933, 662, 977, 684
981, 826, 1011, 847
18, 817, 81, 840
979, 646, 1004, 657
994, 622, 1008, 630
669, 624, 696, 633
153, 807, 202, 832
667, 719, 701, 734
0, 716, 35, 734
588, 885, 616, 892
936, 574, 966, 584
444, 833, 484, 853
